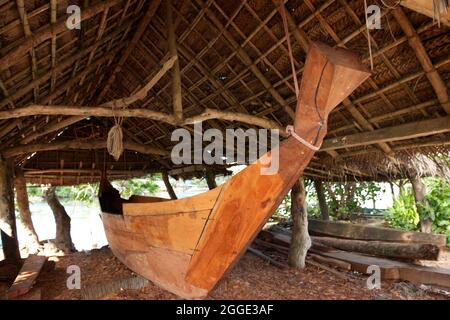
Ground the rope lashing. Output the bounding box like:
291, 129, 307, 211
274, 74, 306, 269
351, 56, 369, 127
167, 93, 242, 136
285, 125, 321, 151
107, 107, 124, 161
279, 2, 322, 152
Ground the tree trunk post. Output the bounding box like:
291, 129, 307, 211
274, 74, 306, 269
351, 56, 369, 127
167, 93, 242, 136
313, 179, 329, 220
0, 157, 21, 262
288, 177, 311, 268
409, 176, 431, 233
44, 186, 74, 253
14, 166, 40, 253
205, 170, 217, 190
162, 172, 177, 200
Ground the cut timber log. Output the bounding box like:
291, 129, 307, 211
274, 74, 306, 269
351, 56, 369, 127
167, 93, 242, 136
312, 236, 440, 260
7, 254, 47, 299
258, 229, 450, 288
308, 219, 447, 246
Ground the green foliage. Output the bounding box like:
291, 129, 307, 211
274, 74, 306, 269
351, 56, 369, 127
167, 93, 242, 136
25, 175, 160, 204
385, 190, 420, 231
421, 179, 450, 241
385, 178, 450, 242
273, 179, 385, 221
321, 181, 384, 219
112, 175, 160, 199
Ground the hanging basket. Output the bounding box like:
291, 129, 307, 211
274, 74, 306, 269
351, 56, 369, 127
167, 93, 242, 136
107, 124, 124, 161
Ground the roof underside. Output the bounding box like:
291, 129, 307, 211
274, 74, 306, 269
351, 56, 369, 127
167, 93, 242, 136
0, 0, 449, 185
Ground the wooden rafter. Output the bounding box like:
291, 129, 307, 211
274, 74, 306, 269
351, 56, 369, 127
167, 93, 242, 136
0, 0, 122, 72
3, 139, 168, 158
321, 116, 450, 151
393, 7, 450, 114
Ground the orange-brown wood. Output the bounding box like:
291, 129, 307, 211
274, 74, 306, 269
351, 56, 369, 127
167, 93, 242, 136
123, 186, 222, 216
8, 254, 47, 299
100, 42, 371, 299
125, 210, 211, 254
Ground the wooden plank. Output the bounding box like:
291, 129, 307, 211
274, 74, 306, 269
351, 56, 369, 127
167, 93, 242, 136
127, 195, 170, 203
103, 225, 148, 253
309, 253, 351, 270
321, 116, 450, 151
309, 219, 447, 246
124, 210, 211, 254
123, 186, 222, 216
8, 255, 47, 299
318, 250, 450, 288
117, 247, 207, 299
260, 224, 450, 288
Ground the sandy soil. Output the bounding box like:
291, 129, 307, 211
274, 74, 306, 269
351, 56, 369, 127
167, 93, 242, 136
22, 247, 448, 300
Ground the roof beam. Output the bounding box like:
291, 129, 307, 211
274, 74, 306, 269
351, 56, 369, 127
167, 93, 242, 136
0, 0, 122, 72
393, 7, 450, 114
95, 0, 162, 103
166, 0, 183, 121
321, 116, 450, 151
2, 139, 168, 158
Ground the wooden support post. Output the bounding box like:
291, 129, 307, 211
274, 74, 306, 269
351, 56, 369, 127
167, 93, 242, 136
166, 0, 183, 120
205, 170, 217, 190
14, 167, 40, 254
162, 172, 177, 200
288, 177, 311, 268
313, 179, 329, 221
409, 176, 431, 233
0, 157, 21, 262
44, 186, 74, 253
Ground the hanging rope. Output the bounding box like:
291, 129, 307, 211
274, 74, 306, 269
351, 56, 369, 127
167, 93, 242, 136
280, 2, 299, 99
278, 2, 323, 151
107, 108, 124, 161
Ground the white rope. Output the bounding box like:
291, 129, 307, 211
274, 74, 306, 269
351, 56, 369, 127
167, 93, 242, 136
286, 125, 320, 151
107, 123, 124, 161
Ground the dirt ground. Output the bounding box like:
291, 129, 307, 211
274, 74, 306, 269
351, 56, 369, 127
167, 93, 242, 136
20, 246, 448, 300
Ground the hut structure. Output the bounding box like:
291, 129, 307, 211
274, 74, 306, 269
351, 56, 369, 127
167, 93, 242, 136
0, 0, 449, 299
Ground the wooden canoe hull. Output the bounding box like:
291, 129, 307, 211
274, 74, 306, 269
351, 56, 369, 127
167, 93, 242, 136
100, 42, 371, 299
102, 138, 308, 298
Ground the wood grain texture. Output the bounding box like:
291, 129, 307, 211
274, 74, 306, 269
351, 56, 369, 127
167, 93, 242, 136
8, 254, 47, 299
184, 42, 370, 291
100, 42, 371, 298
309, 219, 447, 246
123, 186, 222, 216
102, 212, 209, 298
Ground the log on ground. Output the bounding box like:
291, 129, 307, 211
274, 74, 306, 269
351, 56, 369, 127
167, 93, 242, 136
309, 219, 447, 246
312, 236, 440, 260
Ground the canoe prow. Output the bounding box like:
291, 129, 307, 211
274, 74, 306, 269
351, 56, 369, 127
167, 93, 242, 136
100, 42, 371, 299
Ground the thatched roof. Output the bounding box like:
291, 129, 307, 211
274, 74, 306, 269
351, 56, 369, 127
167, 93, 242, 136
0, 0, 449, 185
